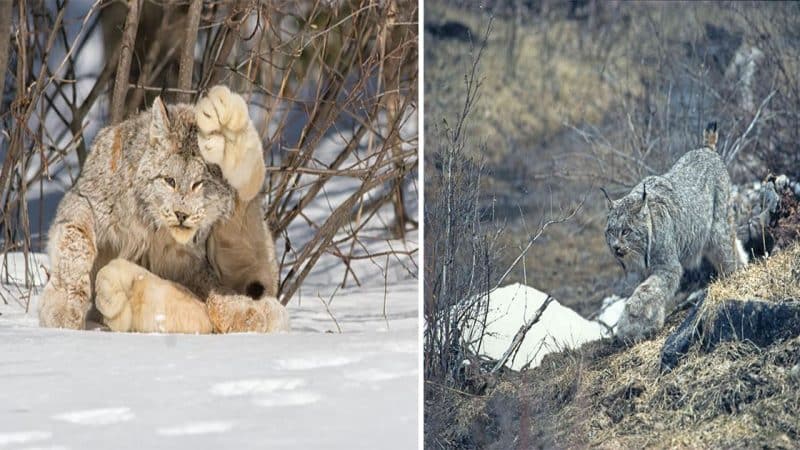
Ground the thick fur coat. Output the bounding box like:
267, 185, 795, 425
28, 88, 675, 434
39, 86, 288, 333
604, 124, 743, 341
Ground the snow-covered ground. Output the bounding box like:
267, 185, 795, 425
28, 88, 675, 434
0, 254, 418, 449
465, 283, 620, 370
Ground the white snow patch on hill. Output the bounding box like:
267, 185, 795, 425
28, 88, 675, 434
466, 283, 609, 370
597, 294, 627, 333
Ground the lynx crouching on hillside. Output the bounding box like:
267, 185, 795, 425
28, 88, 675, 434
39, 85, 288, 333
603, 123, 744, 341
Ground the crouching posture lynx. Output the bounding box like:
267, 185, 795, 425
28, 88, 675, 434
603, 123, 744, 341
39, 85, 289, 333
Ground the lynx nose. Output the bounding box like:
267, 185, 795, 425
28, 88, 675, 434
612, 244, 625, 258
174, 211, 189, 224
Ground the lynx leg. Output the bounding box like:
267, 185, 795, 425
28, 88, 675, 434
207, 292, 289, 334
207, 197, 279, 299
616, 267, 681, 342
95, 259, 151, 331
195, 85, 265, 202
39, 194, 97, 330
129, 277, 212, 334
705, 213, 742, 275
96, 259, 212, 334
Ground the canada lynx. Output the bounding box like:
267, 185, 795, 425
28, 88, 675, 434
39, 86, 288, 333
603, 123, 744, 341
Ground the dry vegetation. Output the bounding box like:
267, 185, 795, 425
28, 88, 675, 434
428, 247, 800, 448
0, 0, 418, 306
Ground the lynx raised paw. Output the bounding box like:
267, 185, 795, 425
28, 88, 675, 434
207, 293, 289, 334
195, 85, 265, 201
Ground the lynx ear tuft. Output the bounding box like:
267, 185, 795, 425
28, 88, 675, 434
149, 96, 171, 145
703, 121, 718, 151
600, 187, 614, 210
642, 182, 647, 204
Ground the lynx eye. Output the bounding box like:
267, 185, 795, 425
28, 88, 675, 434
622, 228, 631, 237
164, 177, 176, 188
192, 181, 203, 191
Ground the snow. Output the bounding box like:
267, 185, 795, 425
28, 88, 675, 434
0, 252, 418, 449
597, 294, 627, 333
466, 283, 609, 370
1, 3, 419, 448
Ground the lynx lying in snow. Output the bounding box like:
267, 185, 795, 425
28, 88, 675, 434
39, 86, 289, 333
603, 123, 745, 341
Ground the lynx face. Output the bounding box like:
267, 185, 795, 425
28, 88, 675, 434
605, 195, 650, 274
135, 99, 234, 245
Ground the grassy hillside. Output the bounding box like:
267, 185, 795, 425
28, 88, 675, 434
426, 246, 800, 448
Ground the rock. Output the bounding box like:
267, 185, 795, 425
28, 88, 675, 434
661, 293, 800, 372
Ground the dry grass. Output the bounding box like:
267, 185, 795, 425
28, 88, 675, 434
430, 315, 800, 448
429, 244, 800, 448
425, 3, 639, 165
707, 243, 800, 307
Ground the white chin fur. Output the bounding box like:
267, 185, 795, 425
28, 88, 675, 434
169, 226, 196, 245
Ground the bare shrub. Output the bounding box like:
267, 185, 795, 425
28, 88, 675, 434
0, 0, 418, 306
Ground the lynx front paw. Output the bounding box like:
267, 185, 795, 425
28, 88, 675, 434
207, 294, 289, 334
95, 259, 148, 332
38, 283, 90, 330
616, 294, 665, 343
195, 85, 265, 201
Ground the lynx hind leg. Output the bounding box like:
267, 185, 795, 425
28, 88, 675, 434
207, 293, 289, 334
96, 259, 212, 334
129, 277, 213, 334
616, 278, 667, 342
195, 85, 265, 201
95, 259, 151, 332
208, 198, 279, 299
39, 196, 97, 330
705, 211, 742, 276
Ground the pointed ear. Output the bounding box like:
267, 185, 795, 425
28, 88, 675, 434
638, 182, 649, 213
149, 96, 170, 145
600, 187, 614, 210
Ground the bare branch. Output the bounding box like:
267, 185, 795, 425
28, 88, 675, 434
177, 0, 203, 103
110, 0, 141, 124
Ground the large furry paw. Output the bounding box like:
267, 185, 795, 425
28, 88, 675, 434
615, 293, 665, 343
38, 283, 90, 330
95, 259, 150, 332
96, 259, 213, 334
195, 85, 265, 201
207, 293, 289, 334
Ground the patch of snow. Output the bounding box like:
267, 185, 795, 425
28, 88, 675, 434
346, 368, 418, 383
0, 264, 418, 449
210, 379, 304, 397
253, 391, 321, 407
157, 422, 234, 436
0, 431, 52, 446
274, 356, 359, 370
52, 408, 135, 426
466, 283, 607, 370
0, 252, 49, 287
597, 294, 627, 333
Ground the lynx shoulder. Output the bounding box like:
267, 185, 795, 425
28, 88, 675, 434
603, 122, 744, 341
